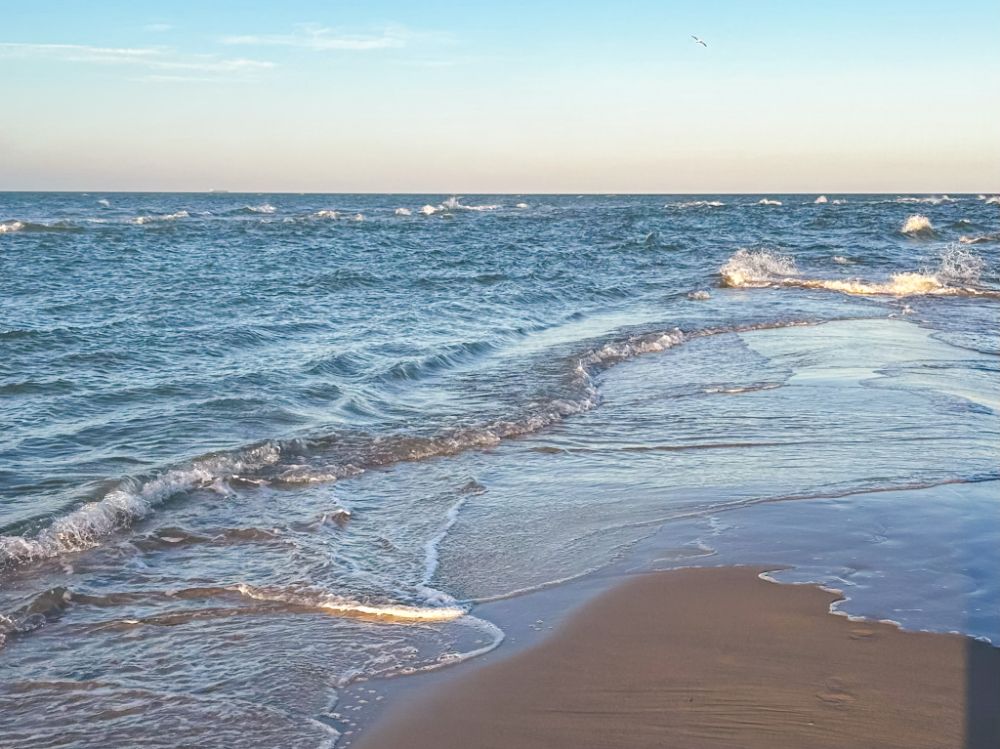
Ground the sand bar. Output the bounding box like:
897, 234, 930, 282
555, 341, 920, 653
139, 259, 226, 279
358, 566, 1000, 749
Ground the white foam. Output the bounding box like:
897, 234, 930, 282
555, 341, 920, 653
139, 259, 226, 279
721, 246, 991, 298
133, 210, 189, 225
983, 196, 1000, 205
314, 210, 339, 219
896, 195, 956, 205
394, 207, 412, 216
688, 290, 711, 300
900, 214, 933, 235
0, 220, 25, 234
832, 255, 852, 265
814, 195, 828, 204
0, 443, 282, 565
231, 584, 466, 622
247, 203, 276, 214
757, 198, 783, 206
719, 248, 798, 287
97, 198, 111, 207
516, 202, 529, 209
669, 200, 725, 209
419, 204, 438, 215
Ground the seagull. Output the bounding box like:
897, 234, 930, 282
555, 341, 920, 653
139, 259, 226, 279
691, 35, 708, 48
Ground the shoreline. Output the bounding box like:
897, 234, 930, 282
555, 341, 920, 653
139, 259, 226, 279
355, 566, 1000, 749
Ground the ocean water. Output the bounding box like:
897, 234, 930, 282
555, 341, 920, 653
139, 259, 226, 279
1, 193, 998, 747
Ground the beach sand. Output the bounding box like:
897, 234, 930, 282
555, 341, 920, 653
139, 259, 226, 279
357, 566, 1000, 749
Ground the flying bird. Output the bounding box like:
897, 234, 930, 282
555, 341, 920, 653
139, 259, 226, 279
691, 35, 708, 48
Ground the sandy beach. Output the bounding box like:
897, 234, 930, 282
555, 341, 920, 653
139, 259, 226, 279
358, 566, 1000, 749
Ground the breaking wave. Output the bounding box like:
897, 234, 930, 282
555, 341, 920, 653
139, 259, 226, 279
0, 219, 82, 234
901, 214, 934, 235
133, 210, 189, 225
0, 319, 819, 570
669, 200, 725, 209
896, 195, 956, 205
394, 207, 412, 216
231, 584, 466, 623
814, 196, 828, 204
960, 233, 1000, 245
419, 197, 500, 215
757, 199, 782, 206
227, 204, 277, 215
720, 247, 994, 298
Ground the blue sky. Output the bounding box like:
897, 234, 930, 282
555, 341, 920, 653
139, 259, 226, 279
1, 1, 998, 191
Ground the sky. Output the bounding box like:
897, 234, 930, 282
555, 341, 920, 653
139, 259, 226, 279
1, 1, 998, 192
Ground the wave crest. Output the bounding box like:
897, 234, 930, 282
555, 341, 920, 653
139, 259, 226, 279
720, 249, 798, 287
720, 247, 992, 298
901, 214, 934, 235
133, 210, 189, 225
231, 584, 466, 622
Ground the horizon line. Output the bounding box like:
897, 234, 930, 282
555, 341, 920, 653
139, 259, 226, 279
2, 189, 997, 196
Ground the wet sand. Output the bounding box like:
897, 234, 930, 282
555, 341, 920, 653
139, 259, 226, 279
358, 566, 1000, 749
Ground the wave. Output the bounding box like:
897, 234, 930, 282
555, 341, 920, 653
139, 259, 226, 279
516, 202, 529, 209
231, 584, 466, 623
314, 210, 339, 219
720, 247, 994, 298
687, 290, 711, 300
420, 197, 500, 215
228, 203, 277, 215
814, 196, 828, 204
832, 199, 847, 205
703, 382, 783, 395
0, 219, 82, 234
133, 210, 189, 225
757, 199, 782, 206
668, 200, 725, 209
0, 444, 284, 566
959, 233, 1000, 245
4, 320, 833, 570
832, 256, 852, 265
983, 196, 1000, 205
97, 199, 111, 208
901, 214, 934, 235
394, 207, 412, 216
896, 195, 956, 205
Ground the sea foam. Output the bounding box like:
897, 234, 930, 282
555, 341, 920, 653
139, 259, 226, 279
720, 246, 991, 298
900, 214, 934, 235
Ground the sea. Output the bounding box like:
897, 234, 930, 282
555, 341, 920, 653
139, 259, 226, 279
1, 193, 998, 747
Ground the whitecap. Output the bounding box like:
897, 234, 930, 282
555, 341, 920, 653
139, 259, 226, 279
394, 207, 412, 216
720, 246, 992, 298
0, 220, 25, 234
900, 214, 933, 235
133, 210, 189, 225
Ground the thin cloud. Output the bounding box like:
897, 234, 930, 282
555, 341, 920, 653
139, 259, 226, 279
143, 23, 174, 33
0, 41, 274, 76
221, 23, 410, 51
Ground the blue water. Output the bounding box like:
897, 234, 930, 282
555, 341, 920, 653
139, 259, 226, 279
1, 193, 998, 747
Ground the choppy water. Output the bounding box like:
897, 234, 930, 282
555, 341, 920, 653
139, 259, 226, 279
2, 193, 998, 747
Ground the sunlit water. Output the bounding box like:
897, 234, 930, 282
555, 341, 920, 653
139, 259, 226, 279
1, 193, 998, 747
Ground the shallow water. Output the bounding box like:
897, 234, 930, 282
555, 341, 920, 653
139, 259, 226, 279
1, 193, 998, 747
